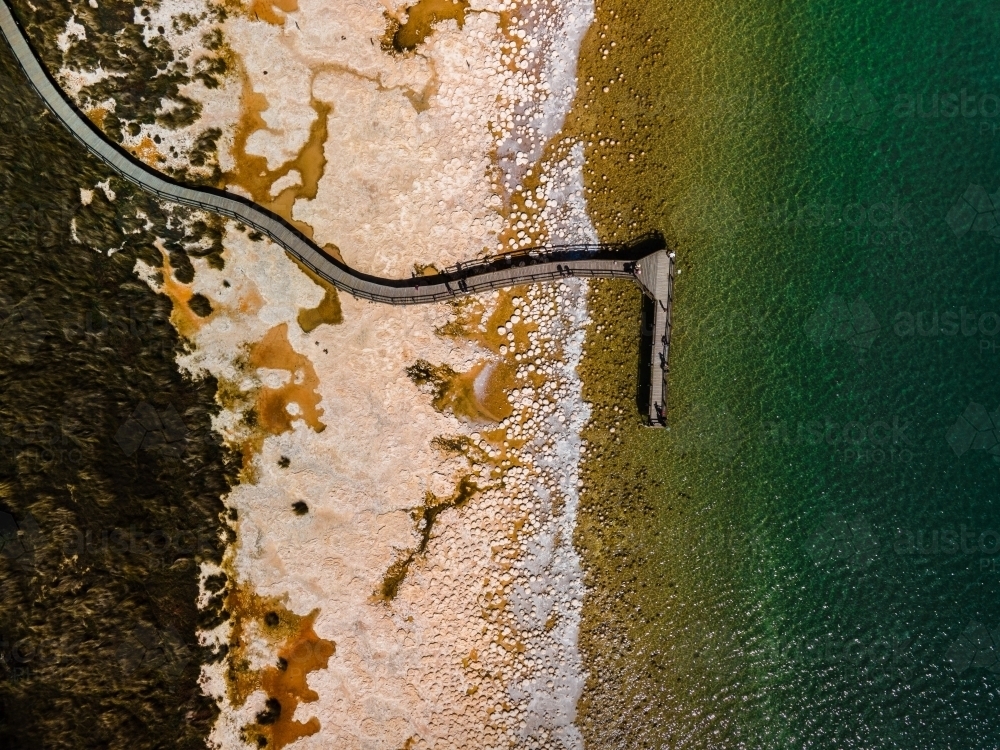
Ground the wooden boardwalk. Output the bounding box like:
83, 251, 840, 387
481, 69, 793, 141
0, 0, 674, 423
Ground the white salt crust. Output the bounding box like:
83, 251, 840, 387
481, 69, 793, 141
94, 0, 604, 746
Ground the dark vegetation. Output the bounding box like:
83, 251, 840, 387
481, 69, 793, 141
0, 28, 236, 750
188, 292, 213, 317
405, 358, 455, 402
11, 0, 230, 185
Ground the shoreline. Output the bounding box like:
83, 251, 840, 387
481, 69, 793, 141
7, 0, 611, 744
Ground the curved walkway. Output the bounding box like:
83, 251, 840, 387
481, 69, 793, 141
0, 0, 667, 305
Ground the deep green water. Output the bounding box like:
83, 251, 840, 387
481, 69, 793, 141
576, 1, 1000, 748
643, 0, 1000, 747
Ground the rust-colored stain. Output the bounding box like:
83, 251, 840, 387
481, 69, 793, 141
227, 74, 270, 195
130, 136, 163, 167
258, 611, 335, 748
86, 106, 108, 129
237, 284, 266, 316
286, 253, 343, 333
431, 287, 541, 423
248, 0, 298, 25
444, 360, 513, 423
157, 249, 210, 339
225, 583, 335, 749
225, 72, 331, 241
249, 323, 326, 434
376, 475, 480, 601
406, 358, 513, 424
385, 0, 470, 52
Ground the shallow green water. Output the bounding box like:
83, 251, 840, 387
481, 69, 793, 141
576, 0, 1000, 747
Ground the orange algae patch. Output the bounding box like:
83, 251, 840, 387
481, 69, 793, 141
432, 287, 540, 423
226, 74, 271, 195
236, 284, 266, 316
386, 0, 470, 52
256, 612, 334, 749
267, 102, 330, 214
249, 0, 299, 26
413, 262, 441, 277
377, 475, 481, 601
286, 254, 343, 333
225, 584, 335, 749
439, 287, 527, 353
86, 106, 108, 128
226, 72, 331, 238
131, 136, 163, 166
445, 360, 514, 423
221, 0, 299, 26
498, 167, 550, 249
406, 358, 513, 424
248, 0, 298, 25
249, 323, 326, 434
157, 250, 211, 339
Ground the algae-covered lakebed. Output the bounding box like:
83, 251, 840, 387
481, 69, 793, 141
571, 0, 1000, 747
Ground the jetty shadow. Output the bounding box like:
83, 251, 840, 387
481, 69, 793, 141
636, 294, 655, 418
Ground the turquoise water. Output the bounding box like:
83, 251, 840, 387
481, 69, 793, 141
654, 1, 1000, 746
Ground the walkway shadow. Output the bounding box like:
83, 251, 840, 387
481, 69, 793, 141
635, 294, 655, 418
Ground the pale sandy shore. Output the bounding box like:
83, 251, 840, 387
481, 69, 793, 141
58, 0, 599, 746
